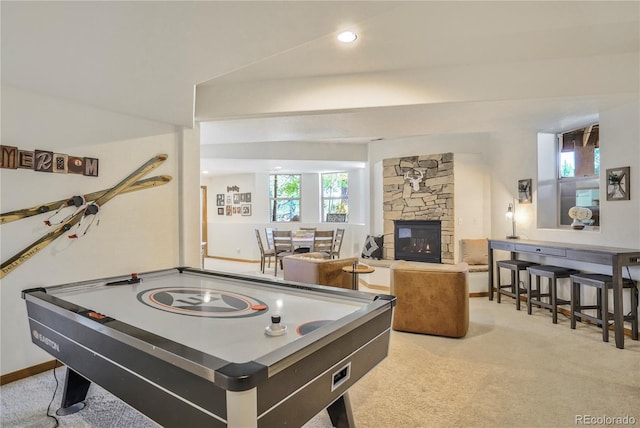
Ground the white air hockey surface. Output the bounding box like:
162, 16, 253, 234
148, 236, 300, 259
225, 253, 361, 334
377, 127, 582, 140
48, 270, 368, 363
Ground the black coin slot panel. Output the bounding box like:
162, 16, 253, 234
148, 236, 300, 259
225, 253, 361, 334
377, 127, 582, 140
331, 362, 351, 392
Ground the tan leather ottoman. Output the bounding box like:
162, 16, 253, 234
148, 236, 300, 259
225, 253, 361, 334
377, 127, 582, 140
390, 260, 469, 338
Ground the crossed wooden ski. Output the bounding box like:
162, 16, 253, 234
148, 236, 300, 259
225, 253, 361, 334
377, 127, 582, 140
1, 175, 172, 224
1, 154, 168, 279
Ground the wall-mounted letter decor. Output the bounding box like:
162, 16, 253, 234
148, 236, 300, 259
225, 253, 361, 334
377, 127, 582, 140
1, 145, 99, 176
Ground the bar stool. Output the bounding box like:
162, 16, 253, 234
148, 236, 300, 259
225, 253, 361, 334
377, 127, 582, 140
570, 273, 639, 343
496, 260, 539, 310
527, 265, 579, 323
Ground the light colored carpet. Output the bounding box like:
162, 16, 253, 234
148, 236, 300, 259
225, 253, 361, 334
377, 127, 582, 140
2, 298, 638, 428
348, 300, 639, 428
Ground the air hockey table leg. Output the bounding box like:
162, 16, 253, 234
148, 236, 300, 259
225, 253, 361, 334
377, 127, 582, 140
56, 368, 91, 416
326, 392, 355, 428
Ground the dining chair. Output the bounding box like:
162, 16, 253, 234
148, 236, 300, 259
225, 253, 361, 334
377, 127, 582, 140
330, 228, 345, 259
294, 228, 314, 254
265, 227, 277, 249
312, 230, 334, 258
255, 229, 275, 273
272, 230, 294, 276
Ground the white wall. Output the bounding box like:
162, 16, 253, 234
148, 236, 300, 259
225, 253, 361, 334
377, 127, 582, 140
454, 153, 492, 247
489, 101, 640, 250
487, 129, 540, 241
202, 169, 367, 262
0, 86, 197, 375
595, 101, 640, 248
178, 126, 204, 268
536, 132, 559, 229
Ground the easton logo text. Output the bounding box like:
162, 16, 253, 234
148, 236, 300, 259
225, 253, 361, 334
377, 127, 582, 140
32, 329, 60, 353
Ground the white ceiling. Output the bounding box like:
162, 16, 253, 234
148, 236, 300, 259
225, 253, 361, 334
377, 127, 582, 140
2, 1, 639, 176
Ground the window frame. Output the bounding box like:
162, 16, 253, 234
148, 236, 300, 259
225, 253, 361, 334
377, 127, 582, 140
268, 173, 301, 223
556, 124, 600, 228
321, 172, 349, 223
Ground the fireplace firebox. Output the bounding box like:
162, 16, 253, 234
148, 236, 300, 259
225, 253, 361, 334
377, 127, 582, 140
394, 220, 442, 263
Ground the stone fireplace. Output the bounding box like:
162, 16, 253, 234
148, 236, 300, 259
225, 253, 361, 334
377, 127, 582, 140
383, 153, 454, 264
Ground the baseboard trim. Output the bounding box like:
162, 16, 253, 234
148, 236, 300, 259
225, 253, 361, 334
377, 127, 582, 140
206, 256, 259, 264
1, 360, 60, 386
359, 279, 390, 291
470, 292, 490, 298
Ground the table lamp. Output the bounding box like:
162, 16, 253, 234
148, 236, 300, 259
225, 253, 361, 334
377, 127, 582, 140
506, 202, 519, 239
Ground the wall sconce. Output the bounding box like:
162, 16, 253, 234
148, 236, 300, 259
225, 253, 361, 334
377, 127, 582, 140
505, 202, 519, 239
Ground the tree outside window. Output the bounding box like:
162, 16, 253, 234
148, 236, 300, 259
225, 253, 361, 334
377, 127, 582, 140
322, 172, 348, 223
269, 174, 301, 222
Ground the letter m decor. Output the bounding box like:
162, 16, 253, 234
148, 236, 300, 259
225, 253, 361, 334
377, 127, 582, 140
84, 157, 99, 177
0, 146, 18, 169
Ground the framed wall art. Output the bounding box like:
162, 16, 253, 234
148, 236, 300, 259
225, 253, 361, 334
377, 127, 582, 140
518, 178, 532, 204
241, 204, 252, 216
606, 166, 630, 201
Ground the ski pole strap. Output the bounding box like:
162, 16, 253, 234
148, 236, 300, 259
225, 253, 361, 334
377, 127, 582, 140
69, 203, 100, 239
44, 195, 87, 226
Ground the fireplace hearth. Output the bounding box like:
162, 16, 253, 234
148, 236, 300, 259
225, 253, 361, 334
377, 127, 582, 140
394, 220, 442, 263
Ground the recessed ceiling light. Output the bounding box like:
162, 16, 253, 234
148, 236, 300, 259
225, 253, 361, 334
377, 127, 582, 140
337, 31, 357, 43
201, 170, 209, 174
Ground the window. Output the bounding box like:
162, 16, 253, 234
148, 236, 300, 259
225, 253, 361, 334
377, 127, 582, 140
269, 174, 300, 222
558, 124, 600, 227
321, 172, 348, 222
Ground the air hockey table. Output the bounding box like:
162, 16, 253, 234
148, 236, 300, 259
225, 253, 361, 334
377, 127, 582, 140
22, 267, 396, 428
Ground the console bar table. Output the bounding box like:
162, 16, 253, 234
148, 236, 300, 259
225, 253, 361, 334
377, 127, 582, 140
488, 238, 640, 349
